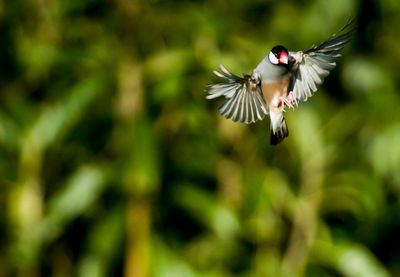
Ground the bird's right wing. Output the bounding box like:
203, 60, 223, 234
206, 65, 268, 124
289, 20, 355, 102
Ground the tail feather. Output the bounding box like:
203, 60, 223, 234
270, 118, 289, 145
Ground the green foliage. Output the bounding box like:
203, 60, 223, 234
0, 0, 399, 276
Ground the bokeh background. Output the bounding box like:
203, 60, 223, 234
0, 0, 399, 276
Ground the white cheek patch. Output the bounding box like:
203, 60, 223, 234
269, 51, 279, 64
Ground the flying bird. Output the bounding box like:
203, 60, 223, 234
206, 21, 354, 145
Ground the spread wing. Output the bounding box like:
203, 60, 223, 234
206, 64, 268, 124
289, 21, 355, 102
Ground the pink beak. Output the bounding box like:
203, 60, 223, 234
279, 52, 289, 65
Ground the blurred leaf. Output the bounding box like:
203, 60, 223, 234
322, 170, 384, 221
39, 165, 108, 244
0, 112, 19, 150
367, 124, 400, 190
122, 120, 161, 195
151, 238, 198, 277
343, 58, 395, 96
313, 240, 390, 277
78, 207, 124, 277
173, 184, 240, 239
28, 76, 110, 151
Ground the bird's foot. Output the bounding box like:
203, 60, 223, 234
280, 91, 298, 110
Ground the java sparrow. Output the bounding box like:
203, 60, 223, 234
206, 21, 354, 145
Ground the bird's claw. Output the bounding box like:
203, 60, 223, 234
280, 91, 298, 110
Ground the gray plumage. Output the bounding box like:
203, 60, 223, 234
255, 56, 289, 82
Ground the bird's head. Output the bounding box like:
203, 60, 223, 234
268, 45, 289, 66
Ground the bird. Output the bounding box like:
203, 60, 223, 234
206, 21, 354, 145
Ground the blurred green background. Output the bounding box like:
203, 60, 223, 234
0, 0, 399, 276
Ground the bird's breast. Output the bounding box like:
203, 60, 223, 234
261, 74, 290, 108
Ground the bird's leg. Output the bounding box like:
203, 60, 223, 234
280, 91, 298, 109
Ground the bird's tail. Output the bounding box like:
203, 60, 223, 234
270, 111, 289, 145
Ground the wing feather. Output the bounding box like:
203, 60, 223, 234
290, 21, 354, 101
206, 65, 268, 123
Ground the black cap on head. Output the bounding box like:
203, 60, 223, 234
270, 45, 288, 55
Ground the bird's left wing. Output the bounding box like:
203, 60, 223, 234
289, 21, 354, 102
206, 64, 268, 124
